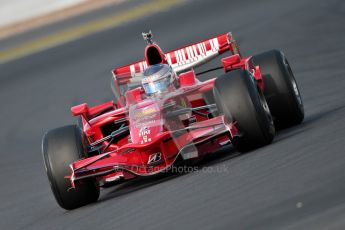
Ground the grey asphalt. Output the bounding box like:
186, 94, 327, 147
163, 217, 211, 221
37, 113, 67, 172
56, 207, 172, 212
1, 0, 345, 229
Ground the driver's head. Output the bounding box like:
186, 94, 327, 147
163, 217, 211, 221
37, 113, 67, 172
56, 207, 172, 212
142, 64, 177, 96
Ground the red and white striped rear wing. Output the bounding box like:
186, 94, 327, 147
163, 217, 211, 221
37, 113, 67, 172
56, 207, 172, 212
112, 32, 240, 80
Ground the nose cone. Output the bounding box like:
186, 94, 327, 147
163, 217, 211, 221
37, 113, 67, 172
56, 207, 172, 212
129, 100, 162, 144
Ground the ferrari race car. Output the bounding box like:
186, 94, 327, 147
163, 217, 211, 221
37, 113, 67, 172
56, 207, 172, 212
42, 31, 304, 210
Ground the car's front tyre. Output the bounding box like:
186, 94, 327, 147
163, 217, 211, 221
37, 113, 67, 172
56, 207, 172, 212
42, 125, 100, 210
213, 69, 275, 152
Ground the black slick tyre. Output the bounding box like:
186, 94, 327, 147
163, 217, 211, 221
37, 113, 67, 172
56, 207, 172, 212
42, 125, 100, 210
213, 69, 275, 152
251, 50, 304, 129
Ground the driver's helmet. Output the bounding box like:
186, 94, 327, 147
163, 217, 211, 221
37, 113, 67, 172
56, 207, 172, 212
142, 64, 177, 96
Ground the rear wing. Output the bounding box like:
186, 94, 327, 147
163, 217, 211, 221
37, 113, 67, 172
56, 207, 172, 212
112, 32, 241, 79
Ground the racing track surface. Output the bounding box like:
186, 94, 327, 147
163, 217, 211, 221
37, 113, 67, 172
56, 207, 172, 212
1, 0, 345, 229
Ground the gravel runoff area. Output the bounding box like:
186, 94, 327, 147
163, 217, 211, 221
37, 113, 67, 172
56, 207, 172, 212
0, 0, 124, 39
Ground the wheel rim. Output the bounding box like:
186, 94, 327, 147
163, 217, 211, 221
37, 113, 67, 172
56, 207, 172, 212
258, 89, 275, 135
284, 58, 303, 109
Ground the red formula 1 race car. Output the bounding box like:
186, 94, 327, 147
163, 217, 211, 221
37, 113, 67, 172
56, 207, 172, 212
42, 31, 304, 210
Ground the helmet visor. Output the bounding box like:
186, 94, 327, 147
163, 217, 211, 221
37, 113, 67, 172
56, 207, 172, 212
142, 76, 171, 96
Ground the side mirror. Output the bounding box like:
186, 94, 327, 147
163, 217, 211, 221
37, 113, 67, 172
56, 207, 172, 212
221, 54, 241, 71
71, 103, 89, 116
179, 70, 196, 87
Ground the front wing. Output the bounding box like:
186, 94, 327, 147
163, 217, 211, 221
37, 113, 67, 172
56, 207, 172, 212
69, 116, 237, 187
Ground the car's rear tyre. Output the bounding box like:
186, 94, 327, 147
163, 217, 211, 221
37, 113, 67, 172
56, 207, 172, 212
42, 125, 100, 210
213, 69, 275, 152
252, 49, 304, 129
